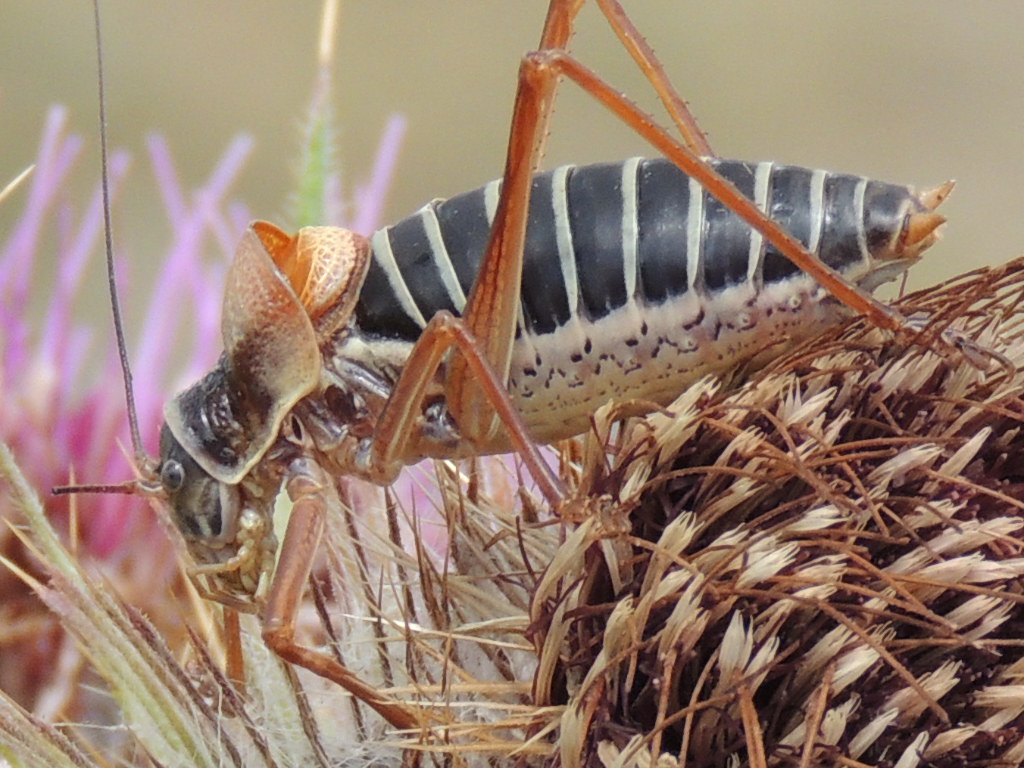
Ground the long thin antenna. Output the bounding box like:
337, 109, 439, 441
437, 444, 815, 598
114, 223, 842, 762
92, 0, 145, 465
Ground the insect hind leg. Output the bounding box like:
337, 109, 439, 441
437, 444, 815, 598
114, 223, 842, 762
535, 0, 713, 157
520, 50, 915, 334
588, 0, 715, 157
447, 0, 944, 469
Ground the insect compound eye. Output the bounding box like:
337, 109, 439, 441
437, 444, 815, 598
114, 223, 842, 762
160, 459, 186, 492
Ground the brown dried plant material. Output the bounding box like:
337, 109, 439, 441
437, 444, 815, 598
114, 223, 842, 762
5, 257, 1024, 767
535, 256, 1024, 767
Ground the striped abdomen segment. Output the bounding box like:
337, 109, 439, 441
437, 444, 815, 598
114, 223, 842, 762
355, 157, 920, 341
353, 158, 928, 444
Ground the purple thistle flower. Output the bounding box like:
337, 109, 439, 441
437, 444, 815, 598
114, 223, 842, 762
2, 106, 252, 558
2, 106, 406, 558
0, 103, 405, 713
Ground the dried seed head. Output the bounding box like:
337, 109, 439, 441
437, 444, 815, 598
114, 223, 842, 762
537, 255, 1024, 766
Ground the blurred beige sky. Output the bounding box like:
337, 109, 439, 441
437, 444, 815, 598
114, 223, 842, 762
3, 1, 1024, 296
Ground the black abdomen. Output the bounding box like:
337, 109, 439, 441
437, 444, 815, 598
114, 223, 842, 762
354, 158, 915, 342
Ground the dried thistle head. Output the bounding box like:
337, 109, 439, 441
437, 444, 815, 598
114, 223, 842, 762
9, 241, 1024, 767
254, 256, 1024, 767
534, 258, 1024, 767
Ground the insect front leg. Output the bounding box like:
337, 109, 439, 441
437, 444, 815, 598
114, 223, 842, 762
366, 311, 566, 506
261, 457, 424, 731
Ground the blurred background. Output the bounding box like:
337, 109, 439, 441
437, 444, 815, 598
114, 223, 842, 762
2, 0, 1024, 308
